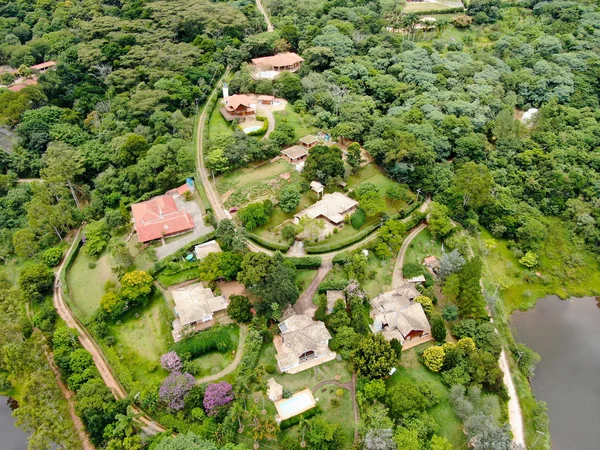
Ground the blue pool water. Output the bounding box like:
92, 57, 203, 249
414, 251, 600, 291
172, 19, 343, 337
243, 125, 262, 133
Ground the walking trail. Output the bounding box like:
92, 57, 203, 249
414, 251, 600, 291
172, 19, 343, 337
53, 231, 165, 436
195, 325, 248, 384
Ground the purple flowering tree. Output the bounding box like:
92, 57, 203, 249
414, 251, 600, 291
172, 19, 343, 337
159, 372, 195, 410
203, 381, 234, 416
160, 351, 183, 373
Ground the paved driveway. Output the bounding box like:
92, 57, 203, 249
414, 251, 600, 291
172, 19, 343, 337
154, 196, 214, 260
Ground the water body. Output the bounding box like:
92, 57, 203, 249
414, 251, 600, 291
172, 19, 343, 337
511, 296, 600, 450
0, 396, 28, 450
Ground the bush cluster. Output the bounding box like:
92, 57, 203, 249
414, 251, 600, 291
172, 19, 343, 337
279, 405, 322, 430
283, 256, 322, 269
171, 326, 234, 358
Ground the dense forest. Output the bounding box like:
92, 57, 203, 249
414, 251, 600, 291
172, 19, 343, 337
0, 0, 599, 448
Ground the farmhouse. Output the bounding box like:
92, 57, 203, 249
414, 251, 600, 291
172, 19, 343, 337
280, 145, 308, 164
171, 282, 229, 341
370, 285, 431, 347
251, 52, 304, 79
222, 93, 255, 119
275, 314, 336, 374
194, 240, 222, 261
131, 189, 194, 243
294, 192, 358, 226
30, 61, 56, 72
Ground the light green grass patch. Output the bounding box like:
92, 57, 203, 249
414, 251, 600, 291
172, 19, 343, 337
67, 249, 117, 321
313, 385, 355, 448
191, 324, 240, 378
404, 227, 443, 267
216, 158, 294, 198
207, 103, 235, 139
273, 103, 318, 139
295, 269, 317, 292
388, 347, 466, 448
108, 291, 173, 385
347, 164, 409, 215
403, 1, 458, 12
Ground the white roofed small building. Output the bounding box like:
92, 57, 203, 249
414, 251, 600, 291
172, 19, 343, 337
194, 240, 222, 261
274, 314, 336, 374
299, 135, 318, 149
171, 282, 229, 342
294, 192, 358, 227
370, 285, 432, 349
280, 145, 308, 164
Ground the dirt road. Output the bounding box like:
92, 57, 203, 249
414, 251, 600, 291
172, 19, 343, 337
392, 223, 428, 289
255, 0, 273, 32
53, 231, 165, 435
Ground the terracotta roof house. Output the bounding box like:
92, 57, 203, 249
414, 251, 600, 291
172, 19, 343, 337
370, 285, 431, 347
7, 78, 38, 92
194, 240, 222, 261
222, 94, 255, 119
131, 193, 194, 243
171, 282, 229, 341
30, 61, 56, 72
251, 52, 304, 79
294, 192, 358, 226
275, 314, 336, 373
280, 145, 308, 164
258, 94, 275, 104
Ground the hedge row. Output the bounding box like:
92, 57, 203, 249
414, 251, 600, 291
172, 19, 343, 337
318, 279, 349, 294
171, 326, 233, 358
244, 115, 269, 137
399, 199, 423, 219
283, 256, 322, 269
247, 232, 293, 252
404, 212, 427, 230
279, 405, 323, 430
332, 251, 351, 265
304, 222, 379, 254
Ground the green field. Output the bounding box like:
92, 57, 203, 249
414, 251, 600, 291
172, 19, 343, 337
216, 158, 294, 199
107, 291, 173, 385
272, 103, 318, 140
347, 163, 409, 215
67, 249, 117, 321
388, 346, 467, 448
191, 324, 240, 378
207, 103, 235, 139
295, 269, 317, 292
404, 227, 443, 267
403, 1, 459, 12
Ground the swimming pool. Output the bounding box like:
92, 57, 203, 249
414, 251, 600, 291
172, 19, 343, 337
275, 389, 316, 420
243, 125, 262, 133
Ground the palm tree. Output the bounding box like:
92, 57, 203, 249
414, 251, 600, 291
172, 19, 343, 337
436, 18, 450, 37
112, 406, 140, 439
231, 401, 246, 433
298, 417, 310, 448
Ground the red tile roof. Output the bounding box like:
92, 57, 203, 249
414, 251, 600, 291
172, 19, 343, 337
131, 195, 194, 243
7, 78, 38, 92
225, 94, 254, 111
166, 184, 190, 196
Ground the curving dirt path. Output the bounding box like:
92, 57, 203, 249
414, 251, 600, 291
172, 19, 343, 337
391, 222, 428, 289
53, 231, 165, 436
294, 260, 332, 315
195, 324, 248, 384
255, 0, 274, 32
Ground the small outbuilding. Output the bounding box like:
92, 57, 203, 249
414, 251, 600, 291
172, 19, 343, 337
267, 378, 283, 402
310, 180, 324, 197
299, 135, 319, 149
258, 94, 275, 104
194, 240, 222, 261
280, 145, 308, 164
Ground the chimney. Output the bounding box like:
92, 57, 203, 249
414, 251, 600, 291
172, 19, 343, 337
222, 83, 229, 101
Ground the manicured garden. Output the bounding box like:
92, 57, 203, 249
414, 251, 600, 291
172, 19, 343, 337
404, 227, 443, 267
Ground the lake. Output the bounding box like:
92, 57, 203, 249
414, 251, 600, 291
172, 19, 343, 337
0, 396, 28, 449
511, 295, 600, 450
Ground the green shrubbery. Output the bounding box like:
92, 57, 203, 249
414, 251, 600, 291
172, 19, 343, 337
283, 256, 322, 269
318, 279, 349, 293
243, 116, 269, 137
42, 247, 63, 267
171, 326, 234, 358
350, 209, 366, 229
247, 232, 293, 251
279, 405, 322, 430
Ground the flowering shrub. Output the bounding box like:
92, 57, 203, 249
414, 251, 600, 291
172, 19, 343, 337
160, 351, 183, 373
203, 381, 234, 416
159, 372, 195, 410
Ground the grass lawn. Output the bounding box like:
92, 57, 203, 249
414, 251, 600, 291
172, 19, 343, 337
311, 385, 355, 448
389, 346, 466, 448
475, 218, 600, 312
253, 190, 314, 243
157, 267, 199, 287
403, 1, 459, 12
207, 103, 235, 139
191, 324, 240, 378
67, 248, 117, 321
107, 291, 173, 385
404, 227, 443, 267
272, 103, 317, 140
362, 252, 396, 298
257, 342, 352, 392
216, 159, 295, 204
295, 269, 317, 292
347, 163, 409, 215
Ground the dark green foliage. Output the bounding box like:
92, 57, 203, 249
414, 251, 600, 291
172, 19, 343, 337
33, 300, 58, 332
41, 247, 63, 267
246, 232, 293, 251
283, 256, 322, 269
453, 320, 502, 357
237, 200, 273, 231
386, 381, 440, 420
403, 262, 425, 279
279, 405, 322, 430
226, 295, 252, 323
318, 279, 349, 293
171, 326, 234, 359
350, 209, 366, 229
350, 334, 396, 379
431, 315, 447, 342
302, 145, 345, 186
18, 262, 53, 301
